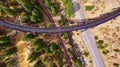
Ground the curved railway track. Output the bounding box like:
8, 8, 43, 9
0, 8, 120, 33
0, 0, 120, 67
37, 0, 73, 67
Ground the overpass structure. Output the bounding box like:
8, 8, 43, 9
0, 8, 120, 33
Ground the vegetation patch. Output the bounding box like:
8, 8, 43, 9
0, 33, 17, 67
62, 0, 73, 17
85, 5, 94, 11
22, 33, 35, 41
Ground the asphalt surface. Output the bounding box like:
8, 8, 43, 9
82, 30, 104, 67
72, 0, 86, 66
0, 8, 120, 33
118, 0, 120, 3
72, 0, 104, 67
37, 0, 73, 66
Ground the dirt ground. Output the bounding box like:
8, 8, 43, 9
72, 0, 120, 67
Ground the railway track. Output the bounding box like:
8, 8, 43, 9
0, 0, 120, 67
36, 0, 55, 23
0, 8, 120, 33
58, 35, 73, 67
36, 0, 73, 66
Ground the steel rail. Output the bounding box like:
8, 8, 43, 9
36, 0, 55, 23
0, 8, 120, 33
58, 35, 73, 67
36, 0, 73, 66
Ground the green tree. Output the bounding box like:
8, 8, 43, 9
27, 52, 40, 63
41, 58, 53, 67
73, 58, 82, 67
49, 43, 59, 54
44, 0, 51, 8
55, 56, 62, 67
45, 42, 59, 55
32, 38, 45, 52
0, 42, 11, 48
45, 47, 51, 55
59, 20, 65, 26
94, 36, 98, 40
97, 44, 104, 50
10, 0, 16, 3
43, 0, 58, 15
64, 2, 73, 17
31, 0, 35, 5
20, 12, 29, 23
104, 43, 109, 48
30, 15, 38, 24
17, 0, 27, 4
34, 5, 41, 11
84, 51, 89, 57
113, 63, 119, 67
62, 0, 69, 6
10, 6, 18, 13
97, 40, 104, 45
45, 61, 53, 67
0, 8, 2, 17
7, 0, 17, 4
34, 60, 44, 67
85, 6, 94, 11
3, 47, 17, 57
0, 35, 11, 48
0, 35, 9, 44
96, 40, 105, 50
62, 0, 73, 17
50, 6, 57, 15
22, 33, 35, 41
102, 50, 109, 55
2, 7, 15, 17
113, 49, 120, 52
0, 34, 17, 67
32, 9, 42, 18
22, 3, 33, 12
6, 58, 17, 67
62, 33, 69, 39
44, 23, 50, 28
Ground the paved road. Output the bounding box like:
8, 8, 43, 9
72, 0, 86, 66
64, 21, 85, 66
72, 0, 104, 67
37, 0, 73, 66
82, 30, 104, 67
0, 8, 120, 33
118, 0, 120, 3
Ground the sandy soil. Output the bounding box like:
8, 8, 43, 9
89, 16, 120, 67
86, 0, 120, 67
72, 0, 120, 67
84, 0, 120, 18
16, 41, 30, 67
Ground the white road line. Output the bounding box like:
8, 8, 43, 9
82, 30, 104, 67
72, 0, 104, 67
